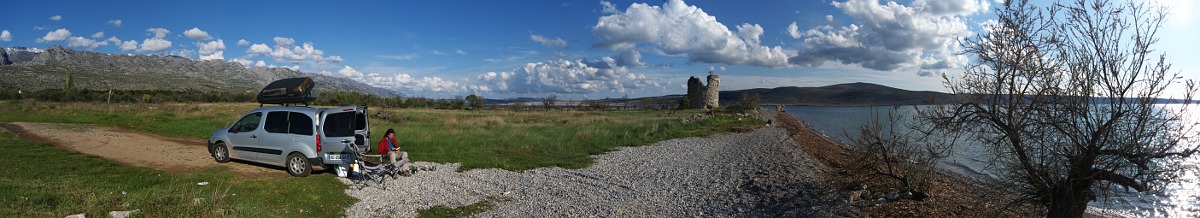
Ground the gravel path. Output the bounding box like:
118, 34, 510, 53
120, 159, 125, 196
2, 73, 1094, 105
340, 127, 861, 217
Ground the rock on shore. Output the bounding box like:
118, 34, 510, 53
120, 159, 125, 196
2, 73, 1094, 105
341, 127, 860, 217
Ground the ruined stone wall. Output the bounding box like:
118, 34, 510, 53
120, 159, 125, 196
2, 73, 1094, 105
687, 76, 706, 108
705, 74, 719, 109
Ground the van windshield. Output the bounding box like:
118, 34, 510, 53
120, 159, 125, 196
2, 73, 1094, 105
323, 112, 356, 137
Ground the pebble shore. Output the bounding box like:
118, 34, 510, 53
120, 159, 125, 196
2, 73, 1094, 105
340, 122, 860, 217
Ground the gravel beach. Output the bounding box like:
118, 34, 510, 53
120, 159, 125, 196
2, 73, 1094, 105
340, 125, 861, 217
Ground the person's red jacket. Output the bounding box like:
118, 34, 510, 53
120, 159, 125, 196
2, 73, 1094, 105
378, 138, 397, 155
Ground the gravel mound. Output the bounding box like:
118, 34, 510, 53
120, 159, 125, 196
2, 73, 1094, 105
340, 128, 861, 217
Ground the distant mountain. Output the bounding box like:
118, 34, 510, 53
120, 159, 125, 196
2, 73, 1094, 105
0, 46, 399, 96
720, 82, 952, 106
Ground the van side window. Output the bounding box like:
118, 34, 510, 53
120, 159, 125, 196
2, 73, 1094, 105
289, 112, 313, 136
323, 112, 355, 137
230, 112, 262, 133
265, 111, 289, 134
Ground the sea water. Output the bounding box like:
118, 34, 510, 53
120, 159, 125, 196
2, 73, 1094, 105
777, 105, 1200, 217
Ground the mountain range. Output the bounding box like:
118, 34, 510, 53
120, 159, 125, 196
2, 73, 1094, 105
2, 46, 954, 106
0, 46, 398, 96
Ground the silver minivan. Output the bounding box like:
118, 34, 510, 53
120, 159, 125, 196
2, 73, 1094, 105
208, 106, 369, 177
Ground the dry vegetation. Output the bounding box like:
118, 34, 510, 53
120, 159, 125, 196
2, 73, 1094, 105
775, 112, 1038, 217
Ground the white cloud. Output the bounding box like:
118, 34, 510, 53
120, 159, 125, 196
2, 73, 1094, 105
338, 66, 365, 80
255, 60, 266, 67
146, 28, 170, 38
476, 58, 660, 94
455, 49, 467, 55
50, 15, 62, 21
139, 38, 172, 52
246, 43, 272, 56
592, 0, 791, 68
197, 39, 226, 60
36, 28, 71, 43
107, 19, 122, 27
0, 30, 11, 41
237, 39, 249, 46
366, 73, 465, 93
600, 1, 619, 14
91, 32, 104, 39
104, 36, 120, 44
67, 37, 107, 50
229, 58, 253, 66
789, 0, 983, 75
273, 37, 295, 47
787, 22, 803, 39
119, 40, 139, 51
531, 34, 569, 48
183, 27, 212, 40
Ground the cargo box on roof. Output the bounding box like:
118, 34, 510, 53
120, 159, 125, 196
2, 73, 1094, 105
257, 77, 316, 105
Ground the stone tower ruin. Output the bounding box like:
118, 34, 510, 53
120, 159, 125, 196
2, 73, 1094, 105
687, 76, 706, 108
684, 71, 720, 109
705, 73, 719, 109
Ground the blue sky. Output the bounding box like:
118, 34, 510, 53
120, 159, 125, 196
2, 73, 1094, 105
1, 0, 1197, 99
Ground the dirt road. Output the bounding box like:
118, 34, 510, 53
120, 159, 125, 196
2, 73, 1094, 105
0, 122, 283, 177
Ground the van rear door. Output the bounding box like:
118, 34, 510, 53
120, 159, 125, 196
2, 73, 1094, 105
319, 107, 368, 163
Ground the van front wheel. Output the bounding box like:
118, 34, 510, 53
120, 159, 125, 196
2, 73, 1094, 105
212, 142, 230, 163
286, 153, 311, 177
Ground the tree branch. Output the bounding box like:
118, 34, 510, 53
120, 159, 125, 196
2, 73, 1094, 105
1092, 169, 1146, 192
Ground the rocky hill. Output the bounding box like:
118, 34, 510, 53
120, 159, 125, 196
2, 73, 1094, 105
720, 82, 952, 106
0, 46, 398, 96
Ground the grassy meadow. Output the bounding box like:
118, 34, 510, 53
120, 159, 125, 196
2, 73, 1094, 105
0, 131, 355, 217
0, 100, 763, 217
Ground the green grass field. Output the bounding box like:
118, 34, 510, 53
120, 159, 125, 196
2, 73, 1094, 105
0, 131, 355, 217
0, 100, 763, 217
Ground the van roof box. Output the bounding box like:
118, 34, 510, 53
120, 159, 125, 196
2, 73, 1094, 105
257, 77, 316, 106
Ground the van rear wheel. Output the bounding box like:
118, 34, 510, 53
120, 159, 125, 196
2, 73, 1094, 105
286, 152, 311, 177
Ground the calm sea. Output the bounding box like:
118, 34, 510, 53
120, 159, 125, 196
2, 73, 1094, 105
777, 105, 1199, 217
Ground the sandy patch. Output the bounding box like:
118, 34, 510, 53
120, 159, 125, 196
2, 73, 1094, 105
0, 122, 284, 177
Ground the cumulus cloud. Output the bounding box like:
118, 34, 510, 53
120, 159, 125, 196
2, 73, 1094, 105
337, 66, 365, 80
243, 37, 342, 64
600, 1, 619, 14
531, 34, 569, 48
67, 36, 107, 50
246, 43, 272, 55
36, 28, 71, 43
119, 40, 139, 51
789, 0, 984, 75
476, 58, 660, 94
50, 15, 62, 21
104, 36, 120, 44
592, 0, 791, 68
229, 58, 253, 66
366, 73, 465, 93
197, 39, 226, 60
107, 19, 122, 27
237, 39, 249, 46
146, 28, 170, 38
183, 27, 212, 40
787, 22, 803, 38
273, 37, 295, 47
139, 38, 172, 52
91, 32, 104, 39
0, 30, 11, 41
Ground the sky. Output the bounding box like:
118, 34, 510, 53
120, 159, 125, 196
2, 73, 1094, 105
1, 0, 1197, 99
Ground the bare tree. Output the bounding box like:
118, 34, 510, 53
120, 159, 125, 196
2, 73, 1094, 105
849, 106, 954, 200
928, 0, 1198, 217
542, 94, 557, 110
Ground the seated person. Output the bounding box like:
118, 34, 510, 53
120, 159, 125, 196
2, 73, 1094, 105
377, 128, 412, 176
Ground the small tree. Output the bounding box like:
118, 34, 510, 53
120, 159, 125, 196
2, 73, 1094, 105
677, 97, 691, 110
930, 0, 1199, 217
465, 94, 485, 110
542, 94, 558, 110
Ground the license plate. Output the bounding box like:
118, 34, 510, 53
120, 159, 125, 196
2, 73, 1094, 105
327, 154, 343, 161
